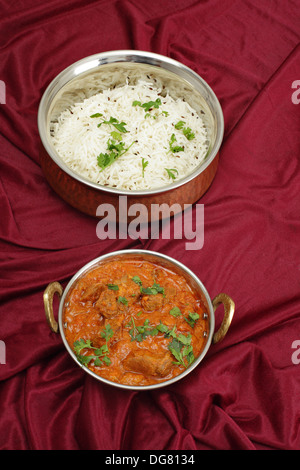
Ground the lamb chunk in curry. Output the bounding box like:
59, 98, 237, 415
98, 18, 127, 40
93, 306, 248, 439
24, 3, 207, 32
95, 289, 119, 318
141, 293, 164, 312
140, 283, 177, 311
123, 350, 173, 378
163, 285, 177, 300
118, 276, 141, 306
80, 283, 103, 302
93, 276, 141, 317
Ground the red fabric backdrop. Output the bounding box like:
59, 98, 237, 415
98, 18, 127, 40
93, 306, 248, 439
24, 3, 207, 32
0, 0, 300, 450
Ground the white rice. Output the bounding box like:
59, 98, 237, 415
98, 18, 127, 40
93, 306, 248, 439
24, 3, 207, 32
50, 81, 209, 191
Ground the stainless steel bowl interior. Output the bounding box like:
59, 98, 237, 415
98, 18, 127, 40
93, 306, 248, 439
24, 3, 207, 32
58, 249, 215, 390
38, 50, 224, 195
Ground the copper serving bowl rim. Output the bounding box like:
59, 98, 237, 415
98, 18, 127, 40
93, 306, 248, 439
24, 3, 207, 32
44, 249, 235, 391
37, 50, 224, 196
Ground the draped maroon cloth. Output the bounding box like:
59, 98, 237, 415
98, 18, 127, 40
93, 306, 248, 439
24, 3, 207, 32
0, 0, 300, 450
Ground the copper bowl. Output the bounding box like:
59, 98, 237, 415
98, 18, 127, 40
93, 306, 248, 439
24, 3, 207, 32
37, 51, 224, 221
43, 250, 235, 391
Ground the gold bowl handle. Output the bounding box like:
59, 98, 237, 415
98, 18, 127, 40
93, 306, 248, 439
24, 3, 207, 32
212, 293, 235, 344
43, 282, 64, 333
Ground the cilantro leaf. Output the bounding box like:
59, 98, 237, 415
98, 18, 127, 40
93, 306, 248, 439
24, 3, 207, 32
142, 158, 149, 177
168, 332, 194, 368
97, 139, 134, 170
141, 98, 161, 112
168, 338, 185, 366
102, 356, 111, 366
94, 357, 103, 367
73, 329, 114, 368
127, 317, 159, 342
182, 127, 195, 140
107, 139, 126, 153
164, 325, 177, 339
183, 345, 195, 365
169, 133, 184, 153
174, 120, 185, 130
184, 311, 200, 328
140, 282, 165, 296
165, 168, 179, 180
97, 116, 128, 133
107, 284, 119, 291
132, 276, 142, 286
90, 112, 103, 118
100, 324, 114, 340
97, 152, 115, 170
118, 296, 128, 306
110, 130, 122, 141
177, 333, 192, 345
156, 322, 169, 334
112, 121, 128, 133
77, 354, 95, 366
73, 338, 92, 355
132, 98, 161, 113
174, 121, 195, 140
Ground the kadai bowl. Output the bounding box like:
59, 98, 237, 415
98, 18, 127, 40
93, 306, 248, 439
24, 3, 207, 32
38, 50, 224, 221
43, 250, 235, 390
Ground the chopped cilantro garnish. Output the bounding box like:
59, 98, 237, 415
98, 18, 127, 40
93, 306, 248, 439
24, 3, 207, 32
184, 311, 200, 327
107, 284, 119, 291
90, 112, 103, 118
118, 296, 128, 306
95, 116, 128, 133
100, 323, 114, 341
169, 133, 184, 153
107, 139, 126, 153
97, 139, 134, 170
97, 152, 114, 170
142, 158, 149, 177
174, 120, 185, 130
165, 168, 179, 180
203, 145, 211, 160
73, 324, 114, 367
168, 338, 184, 366
110, 130, 122, 141
132, 276, 142, 286
142, 98, 161, 112
156, 322, 169, 334
174, 121, 195, 140
182, 127, 195, 140
125, 317, 196, 368
140, 282, 164, 295
132, 98, 162, 113
169, 306, 182, 318
168, 333, 194, 368
73, 338, 93, 356
127, 317, 158, 342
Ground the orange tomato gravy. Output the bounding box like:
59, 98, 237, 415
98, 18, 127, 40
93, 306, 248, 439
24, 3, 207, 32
63, 259, 209, 386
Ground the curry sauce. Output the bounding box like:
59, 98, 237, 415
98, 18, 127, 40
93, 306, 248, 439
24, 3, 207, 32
63, 259, 209, 386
